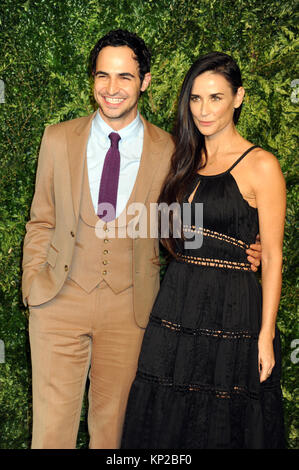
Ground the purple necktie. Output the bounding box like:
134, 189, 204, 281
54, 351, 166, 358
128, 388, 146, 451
97, 132, 121, 222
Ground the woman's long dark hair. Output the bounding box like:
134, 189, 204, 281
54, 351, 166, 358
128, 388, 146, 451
158, 52, 244, 257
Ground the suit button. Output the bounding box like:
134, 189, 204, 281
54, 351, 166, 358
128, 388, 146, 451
103, 250, 109, 255
102, 260, 108, 265
102, 270, 107, 275
70, 231, 75, 237
64, 265, 69, 271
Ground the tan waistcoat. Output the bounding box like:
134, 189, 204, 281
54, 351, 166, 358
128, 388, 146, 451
68, 155, 134, 294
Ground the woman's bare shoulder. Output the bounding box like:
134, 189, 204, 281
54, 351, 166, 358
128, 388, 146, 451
246, 145, 282, 175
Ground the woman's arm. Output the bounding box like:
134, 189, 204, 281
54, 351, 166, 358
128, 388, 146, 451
252, 149, 286, 382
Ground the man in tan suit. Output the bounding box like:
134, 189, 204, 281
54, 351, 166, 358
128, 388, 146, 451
22, 30, 261, 449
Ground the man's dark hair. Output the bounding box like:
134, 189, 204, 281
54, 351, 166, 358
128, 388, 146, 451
90, 29, 151, 83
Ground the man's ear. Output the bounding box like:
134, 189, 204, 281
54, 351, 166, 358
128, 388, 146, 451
140, 73, 151, 92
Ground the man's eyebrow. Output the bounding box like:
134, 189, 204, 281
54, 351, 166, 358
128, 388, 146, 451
94, 70, 108, 76
119, 72, 135, 78
94, 71, 135, 78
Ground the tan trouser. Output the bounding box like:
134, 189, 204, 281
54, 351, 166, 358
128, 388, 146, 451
28, 278, 144, 449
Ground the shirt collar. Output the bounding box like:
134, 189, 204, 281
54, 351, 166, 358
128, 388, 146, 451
94, 109, 143, 143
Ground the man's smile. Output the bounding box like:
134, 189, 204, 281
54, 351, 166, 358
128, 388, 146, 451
103, 96, 126, 105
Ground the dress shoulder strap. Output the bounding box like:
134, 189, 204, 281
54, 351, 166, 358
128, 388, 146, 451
228, 145, 259, 172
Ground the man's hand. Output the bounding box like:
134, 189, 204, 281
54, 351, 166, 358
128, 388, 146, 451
246, 234, 262, 272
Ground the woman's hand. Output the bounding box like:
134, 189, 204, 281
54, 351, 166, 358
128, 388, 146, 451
258, 331, 275, 382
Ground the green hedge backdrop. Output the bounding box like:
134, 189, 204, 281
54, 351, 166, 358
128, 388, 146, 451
0, 0, 298, 449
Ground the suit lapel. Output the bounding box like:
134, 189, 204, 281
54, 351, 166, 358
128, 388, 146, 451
133, 115, 164, 206
66, 111, 96, 221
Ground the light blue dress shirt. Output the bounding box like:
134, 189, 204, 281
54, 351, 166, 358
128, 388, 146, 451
87, 110, 144, 218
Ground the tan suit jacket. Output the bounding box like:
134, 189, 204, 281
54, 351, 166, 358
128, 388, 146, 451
22, 111, 174, 328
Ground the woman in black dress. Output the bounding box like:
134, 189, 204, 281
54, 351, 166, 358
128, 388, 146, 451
121, 52, 286, 449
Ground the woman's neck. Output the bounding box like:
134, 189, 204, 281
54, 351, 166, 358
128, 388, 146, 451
204, 124, 243, 159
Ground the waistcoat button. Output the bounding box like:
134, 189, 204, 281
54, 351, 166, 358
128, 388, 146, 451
102, 260, 108, 265
102, 270, 107, 275
103, 250, 109, 255
64, 265, 69, 271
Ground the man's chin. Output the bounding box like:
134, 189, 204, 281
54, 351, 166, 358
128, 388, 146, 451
98, 105, 137, 125
101, 112, 123, 121
98, 107, 126, 120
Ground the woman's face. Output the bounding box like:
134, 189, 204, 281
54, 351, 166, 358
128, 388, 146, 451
189, 71, 244, 138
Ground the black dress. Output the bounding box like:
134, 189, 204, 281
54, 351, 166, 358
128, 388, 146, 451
121, 145, 285, 449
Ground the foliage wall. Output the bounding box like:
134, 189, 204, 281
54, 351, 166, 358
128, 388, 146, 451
0, 0, 298, 449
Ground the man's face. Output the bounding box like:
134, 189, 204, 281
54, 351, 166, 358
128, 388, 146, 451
93, 46, 151, 130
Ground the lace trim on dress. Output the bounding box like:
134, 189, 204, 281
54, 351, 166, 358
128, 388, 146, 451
136, 371, 281, 399
176, 252, 251, 271
136, 371, 261, 400
183, 224, 250, 251
150, 315, 258, 340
